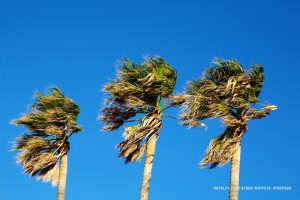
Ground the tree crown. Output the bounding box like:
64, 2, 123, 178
182, 58, 275, 128
101, 56, 177, 131
181, 58, 276, 168
100, 57, 178, 162
13, 87, 82, 186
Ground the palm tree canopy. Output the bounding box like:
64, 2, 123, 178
100, 56, 178, 162
12, 87, 82, 186
181, 58, 276, 168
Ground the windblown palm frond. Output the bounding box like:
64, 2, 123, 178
200, 125, 247, 168
100, 56, 177, 162
117, 114, 162, 163
246, 65, 265, 103
181, 58, 276, 168
204, 59, 245, 84
12, 87, 82, 186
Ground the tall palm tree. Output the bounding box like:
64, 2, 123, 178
181, 59, 276, 200
100, 57, 182, 200
12, 87, 82, 200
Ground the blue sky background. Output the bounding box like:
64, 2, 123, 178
0, 0, 299, 199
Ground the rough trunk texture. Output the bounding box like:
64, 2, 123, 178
140, 134, 157, 200
57, 154, 68, 200
229, 144, 241, 200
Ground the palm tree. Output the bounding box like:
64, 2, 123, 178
181, 59, 276, 200
12, 87, 82, 200
100, 57, 183, 200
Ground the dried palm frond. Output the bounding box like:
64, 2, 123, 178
180, 118, 206, 129
100, 102, 139, 131
244, 105, 277, 120
201, 125, 247, 168
169, 94, 188, 106
201, 133, 240, 169
117, 114, 162, 163
37, 163, 59, 186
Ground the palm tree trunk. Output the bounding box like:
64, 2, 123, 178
57, 154, 68, 200
140, 134, 157, 200
229, 144, 241, 200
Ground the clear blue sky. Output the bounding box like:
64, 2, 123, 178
0, 0, 299, 199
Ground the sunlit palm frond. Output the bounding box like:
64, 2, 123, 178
14, 134, 61, 185
244, 105, 277, 120
145, 57, 177, 97
201, 132, 241, 169
168, 93, 188, 107
117, 114, 162, 163
201, 125, 247, 169
205, 59, 244, 83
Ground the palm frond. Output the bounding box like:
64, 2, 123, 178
168, 94, 188, 107
145, 57, 177, 97
201, 126, 246, 168
100, 101, 139, 131
246, 65, 265, 103
117, 114, 162, 163
205, 59, 244, 84
244, 105, 277, 120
